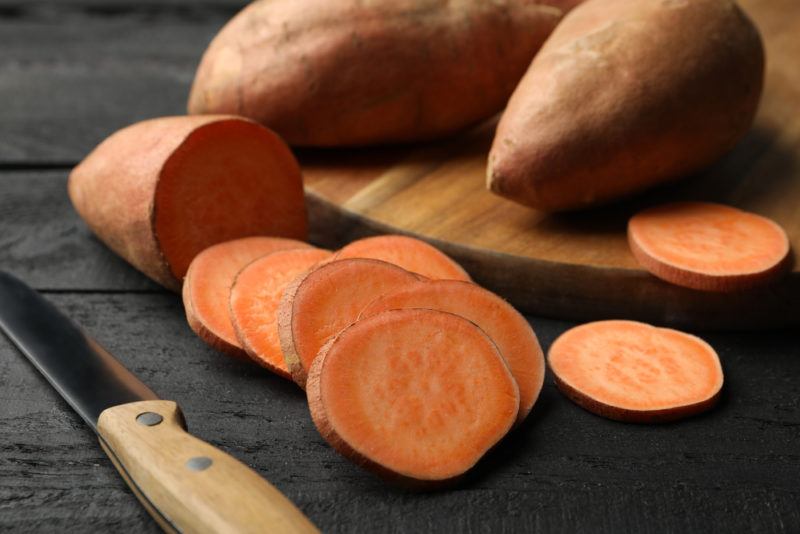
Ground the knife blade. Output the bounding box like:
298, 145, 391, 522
0, 271, 318, 534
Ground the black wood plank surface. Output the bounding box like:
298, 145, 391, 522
0, 171, 159, 290
0, 6, 228, 164
1, 2, 800, 533
2, 293, 799, 532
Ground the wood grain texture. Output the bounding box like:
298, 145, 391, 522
300, 0, 800, 329
0, 9, 222, 163
0, 171, 159, 290
98, 400, 318, 533
1, 294, 799, 532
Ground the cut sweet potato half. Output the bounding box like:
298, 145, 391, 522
230, 248, 333, 377
183, 237, 311, 358
307, 309, 519, 487
361, 279, 544, 426
548, 320, 724, 423
334, 235, 470, 281
628, 201, 790, 292
278, 258, 421, 388
68, 115, 308, 290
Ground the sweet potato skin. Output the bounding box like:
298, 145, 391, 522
69, 116, 226, 290
68, 115, 306, 290
188, 0, 580, 146
488, 0, 765, 211
552, 372, 722, 424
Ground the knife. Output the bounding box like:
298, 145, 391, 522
0, 271, 318, 534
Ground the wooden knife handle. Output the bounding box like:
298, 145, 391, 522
97, 400, 319, 534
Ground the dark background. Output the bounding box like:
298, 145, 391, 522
1, 2, 799, 532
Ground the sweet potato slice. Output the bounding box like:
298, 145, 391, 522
183, 237, 311, 358
307, 309, 519, 486
230, 248, 333, 377
361, 280, 543, 425
334, 235, 470, 281
278, 259, 421, 388
628, 202, 791, 292
68, 115, 307, 290
548, 320, 723, 423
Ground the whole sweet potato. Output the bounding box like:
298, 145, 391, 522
188, 0, 581, 147
488, 0, 764, 211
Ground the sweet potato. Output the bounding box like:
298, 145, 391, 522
183, 237, 312, 358
361, 280, 543, 425
307, 309, 519, 487
628, 201, 791, 292
188, 0, 582, 146
548, 320, 723, 423
68, 116, 307, 290
230, 248, 333, 376
334, 235, 470, 281
278, 259, 421, 388
488, 0, 764, 211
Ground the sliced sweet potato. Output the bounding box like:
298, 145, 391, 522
628, 201, 791, 292
548, 320, 724, 423
230, 248, 333, 377
183, 237, 311, 358
334, 235, 470, 281
68, 115, 308, 290
361, 279, 543, 425
307, 309, 519, 487
278, 258, 421, 388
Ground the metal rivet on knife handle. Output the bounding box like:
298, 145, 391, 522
186, 456, 213, 471
136, 412, 163, 426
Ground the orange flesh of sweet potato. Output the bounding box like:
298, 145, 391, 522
334, 235, 470, 281
361, 279, 543, 425
628, 202, 791, 292
156, 119, 308, 279
278, 258, 421, 388
548, 320, 723, 423
183, 237, 311, 358
68, 116, 308, 290
230, 248, 333, 377
307, 309, 519, 486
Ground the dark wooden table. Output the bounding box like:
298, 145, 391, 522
1, 2, 799, 532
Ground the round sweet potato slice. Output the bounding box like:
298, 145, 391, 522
230, 248, 333, 377
183, 237, 311, 358
334, 235, 470, 281
361, 279, 544, 426
628, 201, 790, 292
548, 320, 724, 423
278, 258, 422, 388
307, 309, 519, 487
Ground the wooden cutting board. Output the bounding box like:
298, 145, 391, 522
300, 0, 799, 330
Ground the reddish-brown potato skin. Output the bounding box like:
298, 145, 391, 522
68, 115, 306, 291
69, 116, 227, 290
182, 278, 250, 360
552, 373, 722, 424
488, 0, 765, 211
188, 0, 582, 147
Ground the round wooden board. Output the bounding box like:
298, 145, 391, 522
300, 0, 799, 330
